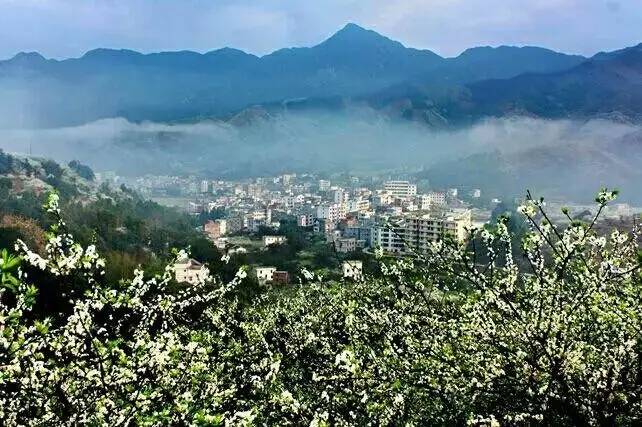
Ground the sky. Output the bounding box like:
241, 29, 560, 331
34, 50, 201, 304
0, 0, 640, 59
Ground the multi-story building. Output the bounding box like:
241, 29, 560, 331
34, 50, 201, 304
332, 188, 348, 204
255, 266, 277, 285
318, 180, 331, 191
297, 213, 314, 227
314, 218, 335, 236
226, 216, 244, 234
343, 226, 373, 247
187, 202, 204, 215
383, 181, 417, 198
246, 183, 264, 198
416, 194, 432, 211
347, 199, 370, 213
272, 271, 289, 285
373, 209, 472, 255
281, 174, 295, 186
204, 219, 227, 240
200, 180, 209, 194
174, 257, 208, 284
373, 191, 394, 208
426, 191, 447, 206
316, 204, 340, 222
334, 237, 358, 253
263, 235, 287, 247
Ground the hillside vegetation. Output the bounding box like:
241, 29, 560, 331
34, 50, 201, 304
2, 187, 642, 424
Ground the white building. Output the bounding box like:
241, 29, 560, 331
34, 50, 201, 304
416, 195, 432, 210
203, 219, 227, 240
373, 191, 394, 208
174, 257, 209, 285
281, 174, 295, 186
472, 189, 482, 198
263, 235, 287, 247
383, 181, 417, 198
255, 266, 277, 285
318, 180, 331, 191
297, 213, 314, 227
316, 204, 340, 222
332, 188, 349, 204
426, 191, 447, 206
334, 237, 358, 253
342, 260, 363, 280
187, 202, 204, 215
347, 199, 371, 213
200, 180, 209, 193
374, 209, 472, 255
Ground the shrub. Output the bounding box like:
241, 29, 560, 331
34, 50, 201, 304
1, 190, 641, 425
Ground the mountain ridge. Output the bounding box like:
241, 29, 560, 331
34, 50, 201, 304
0, 23, 638, 128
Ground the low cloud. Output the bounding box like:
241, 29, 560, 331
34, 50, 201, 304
0, 111, 640, 202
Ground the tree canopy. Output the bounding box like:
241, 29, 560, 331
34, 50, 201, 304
1, 189, 642, 425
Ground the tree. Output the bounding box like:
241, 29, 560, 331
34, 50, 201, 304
1, 189, 642, 425
67, 160, 95, 181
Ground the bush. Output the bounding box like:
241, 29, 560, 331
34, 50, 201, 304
68, 160, 95, 181
1, 189, 641, 425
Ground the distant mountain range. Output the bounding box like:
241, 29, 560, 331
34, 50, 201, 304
0, 23, 640, 128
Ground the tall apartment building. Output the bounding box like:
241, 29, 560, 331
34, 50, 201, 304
314, 218, 335, 236
297, 213, 314, 227
373, 191, 394, 208
416, 194, 432, 210
246, 183, 263, 198
316, 204, 340, 222
334, 237, 358, 253
318, 180, 331, 191
204, 219, 227, 240
426, 191, 447, 206
281, 174, 295, 186
347, 199, 370, 213
332, 188, 349, 204
373, 209, 472, 255
226, 216, 244, 234
383, 181, 417, 198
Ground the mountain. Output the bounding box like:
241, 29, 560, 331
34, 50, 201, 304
0, 23, 590, 128
454, 43, 642, 121
367, 43, 641, 125
419, 124, 642, 203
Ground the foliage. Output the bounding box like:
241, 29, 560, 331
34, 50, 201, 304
1, 189, 642, 425
68, 160, 95, 181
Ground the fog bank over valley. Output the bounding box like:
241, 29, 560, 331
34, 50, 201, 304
1, 110, 641, 203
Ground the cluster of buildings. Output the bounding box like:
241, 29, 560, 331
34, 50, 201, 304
191, 175, 474, 256
145, 174, 479, 285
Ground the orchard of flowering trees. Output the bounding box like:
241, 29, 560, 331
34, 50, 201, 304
2, 190, 642, 425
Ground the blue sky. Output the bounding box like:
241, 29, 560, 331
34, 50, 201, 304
0, 0, 640, 59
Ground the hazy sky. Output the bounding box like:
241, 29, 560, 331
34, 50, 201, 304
0, 0, 640, 59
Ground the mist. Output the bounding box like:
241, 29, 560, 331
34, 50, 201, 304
1, 109, 641, 203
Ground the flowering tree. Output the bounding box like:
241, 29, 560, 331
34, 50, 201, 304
1, 190, 641, 425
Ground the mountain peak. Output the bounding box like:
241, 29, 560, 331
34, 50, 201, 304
339, 22, 368, 33
592, 42, 642, 61
82, 48, 143, 60
320, 23, 404, 49
10, 51, 46, 64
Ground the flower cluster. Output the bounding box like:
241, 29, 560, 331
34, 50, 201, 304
2, 189, 642, 425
